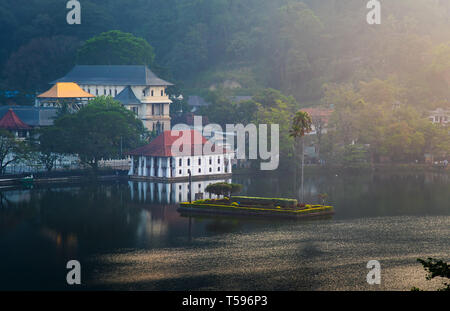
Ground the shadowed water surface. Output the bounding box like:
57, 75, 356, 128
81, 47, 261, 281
0, 171, 449, 290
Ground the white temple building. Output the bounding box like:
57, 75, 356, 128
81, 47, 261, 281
127, 130, 234, 181
51, 65, 173, 133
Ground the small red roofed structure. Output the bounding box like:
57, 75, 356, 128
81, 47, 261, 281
0, 109, 32, 138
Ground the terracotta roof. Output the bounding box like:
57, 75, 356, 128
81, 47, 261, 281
37, 82, 95, 98
0, 109, 32, 130
128, 130, 231, 157
301, 107, 334, 124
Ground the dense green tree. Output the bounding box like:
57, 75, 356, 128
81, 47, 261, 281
39, 96, 147, 171
77, 30, 155, 66
3, 36, 80, 93
0, 130, 28, 174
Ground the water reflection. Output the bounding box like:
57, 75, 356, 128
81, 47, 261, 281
128, 179, 232, 203
0, 171, 449, 290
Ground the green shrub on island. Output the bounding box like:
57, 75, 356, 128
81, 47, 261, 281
231, 196, 298, 208
205, 182, 243, 197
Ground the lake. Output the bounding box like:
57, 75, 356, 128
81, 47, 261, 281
0, 170, 449, 290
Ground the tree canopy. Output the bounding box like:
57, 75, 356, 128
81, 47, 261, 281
39, 96, 147, 170
76, 30, 155, 67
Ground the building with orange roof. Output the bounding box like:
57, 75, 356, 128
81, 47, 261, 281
36, 82, 95, 110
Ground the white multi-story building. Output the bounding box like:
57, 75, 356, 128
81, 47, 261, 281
52, 65, 173, 133
128, 130, 234, 181
428, 108, 449, 125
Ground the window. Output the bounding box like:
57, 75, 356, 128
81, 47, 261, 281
179, 170, 182, 175
209, 168, 212, 173
104, 89, 106, 95
198, 158, 201, 165
198, 168, 201, 173
161, 90, 164, 96
96, 89, 98, 95
109, 89, 112, 96
218, 158, 221, 164
209, 157, 212, 165
151, 90, 154, 96
179, 159, 182, 166
115, 89, 117, 96
198, 184, 201, 188
218, 167, 221, 172
187, 158, 190, 166
88, 89, 90, 94
132, 107, 138, 115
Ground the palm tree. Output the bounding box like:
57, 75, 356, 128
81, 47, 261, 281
289, 111, 312, 203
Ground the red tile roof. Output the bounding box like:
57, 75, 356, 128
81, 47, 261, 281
301, 107, 334, 124
128, 130, 231, 157
0, 109, 32, 130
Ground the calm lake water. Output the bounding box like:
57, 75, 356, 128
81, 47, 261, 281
0, 170, 449, 290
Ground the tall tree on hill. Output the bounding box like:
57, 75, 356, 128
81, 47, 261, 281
77, 30, 155, 67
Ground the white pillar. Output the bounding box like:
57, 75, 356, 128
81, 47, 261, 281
166, 158, 170, 178
138, 156, 142, 176
143, 157, 147, 177
150, 157, 155, 177
157, 157, 162, 177
128, 156, 134, 175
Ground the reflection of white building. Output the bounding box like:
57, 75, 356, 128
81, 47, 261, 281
128, 130, 233, 181
128, 179, 232, 203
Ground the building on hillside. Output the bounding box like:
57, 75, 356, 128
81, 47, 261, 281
301, 107, 334, 135
0, 109, 32, 138
300, 107, 334, 163
428, 108, 449, 125
187, 96, 210, 112
53, 65, 173, 133
127, 130, 234, 181
36, 82, 95, 110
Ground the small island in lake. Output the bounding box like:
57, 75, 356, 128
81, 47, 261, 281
178, 192, 334, 219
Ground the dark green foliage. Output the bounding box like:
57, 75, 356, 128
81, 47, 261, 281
416, 258, 450, 291
205, 182, 242, 197
0, 0, 448, 106
231, 196, 298, 208
38, 96, 147, 170
77, 30, 155, 66
0, 129, 28, 174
